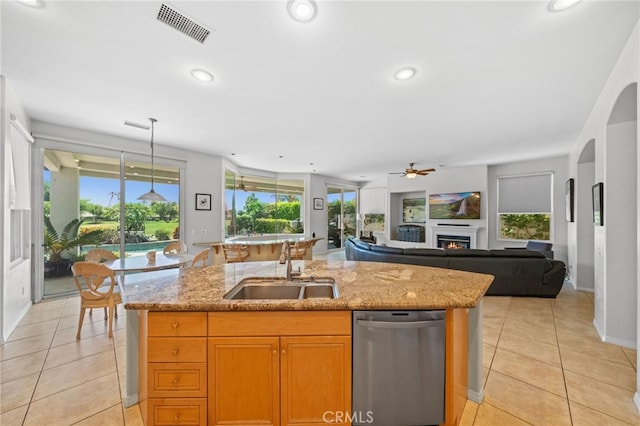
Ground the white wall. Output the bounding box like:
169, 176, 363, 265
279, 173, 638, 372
562, 19, 639, 408
575, 161, 595, 291
488, 155, 570, 264
1, 77, 33, 342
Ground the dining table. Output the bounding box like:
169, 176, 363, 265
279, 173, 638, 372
102, 252, 194, 273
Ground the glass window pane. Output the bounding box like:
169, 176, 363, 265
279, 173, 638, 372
225, 172, 304, 238
124, 157, 180, 258
499, 213, 551, 241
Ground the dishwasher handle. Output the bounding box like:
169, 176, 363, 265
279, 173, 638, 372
356, 319, 444, 329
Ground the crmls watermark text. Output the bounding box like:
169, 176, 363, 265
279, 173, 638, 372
322, 411, 374, 424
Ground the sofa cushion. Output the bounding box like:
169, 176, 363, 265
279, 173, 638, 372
445, 249, 491, 257
353, 239, 372, 251
491, 249, 545, 258
403, 248, 447, 257
526, 241, 553, 252
370, 245, 404, 254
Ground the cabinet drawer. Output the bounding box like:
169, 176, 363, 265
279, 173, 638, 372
148, 363, 207, 398
148, 338, 207, 362
209, 311, 351, 336
149, 312, 207, 337
148, 397, 207, 426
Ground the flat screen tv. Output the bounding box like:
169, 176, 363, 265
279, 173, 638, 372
429, 192, 481, 219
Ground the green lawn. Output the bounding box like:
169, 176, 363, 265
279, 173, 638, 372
81, 220, 179, 239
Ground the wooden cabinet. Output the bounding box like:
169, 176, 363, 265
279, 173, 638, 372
444, 308, 469, 426
139, 309, 466, 426
208, 336, 279, 425
140, 312, 208, 425
208, 311, 352, 426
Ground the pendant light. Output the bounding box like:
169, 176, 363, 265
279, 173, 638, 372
138, 118, 167, 202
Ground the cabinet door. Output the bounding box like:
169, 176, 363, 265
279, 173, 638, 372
280, 336, 351, 426
208, 337, 280, 426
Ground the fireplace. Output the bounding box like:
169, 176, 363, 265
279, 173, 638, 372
437, 234, 471, 249
430, 225, 480, 249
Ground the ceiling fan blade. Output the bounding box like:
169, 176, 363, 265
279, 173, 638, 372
417, 168, 436, 174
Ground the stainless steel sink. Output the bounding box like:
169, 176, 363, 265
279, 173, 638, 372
224, 276, 338, 300
302, 285, 337, 299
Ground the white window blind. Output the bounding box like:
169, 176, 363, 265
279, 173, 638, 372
498, 173, 552, 213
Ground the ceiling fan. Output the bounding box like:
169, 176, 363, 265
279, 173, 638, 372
238, 176, 246, 191
390, 163, 436, 179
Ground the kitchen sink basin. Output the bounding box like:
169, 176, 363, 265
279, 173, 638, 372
224, 276, 338, 300
302, 285, 337, 299
226, 284, 303, 300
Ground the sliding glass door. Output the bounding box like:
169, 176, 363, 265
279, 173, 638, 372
42, 148, 180, 298
326, 187, 357, 250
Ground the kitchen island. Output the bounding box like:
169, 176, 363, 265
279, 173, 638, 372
119, 259, 492, 426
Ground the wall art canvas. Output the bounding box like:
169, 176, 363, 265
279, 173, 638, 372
403, 198, 426, 223
363, 213, 385, 231
565, 178, 575, 222
428, 192, 481, 219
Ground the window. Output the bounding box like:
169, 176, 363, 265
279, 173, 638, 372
10, 210, 30, 264
497, 173, 552, 241
225, 171, 304, 237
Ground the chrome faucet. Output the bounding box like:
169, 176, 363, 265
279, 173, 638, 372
281, 241, 301, 281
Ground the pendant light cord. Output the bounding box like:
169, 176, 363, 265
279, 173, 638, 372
149, 118, 157, 191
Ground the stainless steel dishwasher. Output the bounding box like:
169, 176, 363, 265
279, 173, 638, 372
352, 310, 446, 426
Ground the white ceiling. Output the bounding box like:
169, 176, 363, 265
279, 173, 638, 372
2, 1, 638, 181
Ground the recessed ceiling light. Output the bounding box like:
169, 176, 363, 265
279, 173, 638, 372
394, 67, 417, 81
548, 0, 582, 12
287, 0, 317, 23
190, 69, 214, 83
16, 0, 44, 8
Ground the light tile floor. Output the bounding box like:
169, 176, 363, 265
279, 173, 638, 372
1, 274, 639, 425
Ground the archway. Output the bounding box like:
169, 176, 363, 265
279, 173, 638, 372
596, 83, 637, 347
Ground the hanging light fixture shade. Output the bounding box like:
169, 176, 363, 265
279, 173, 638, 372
138, 118, 167, 202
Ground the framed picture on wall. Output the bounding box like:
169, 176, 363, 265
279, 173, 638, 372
313, 198, 324, 210
195, 193, 211, 211
592, 182, 603, 226
565, 178, 575, 222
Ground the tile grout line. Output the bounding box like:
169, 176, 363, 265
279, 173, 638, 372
18, 298, 68, 425
551, 297, 574, 425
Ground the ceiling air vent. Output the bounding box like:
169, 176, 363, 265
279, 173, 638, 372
157, 3, 211, 44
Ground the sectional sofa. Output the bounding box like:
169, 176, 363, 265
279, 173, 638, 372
344, 237, 566, 297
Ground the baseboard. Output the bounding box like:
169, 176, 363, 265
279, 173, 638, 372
634, 392, 640, 413
603, 335, 636, 349
593, 319, 637, 349
593, 318, 604, 341
123, 393, 138, 408
575, 286, 594, 293
467, 388, 484, 404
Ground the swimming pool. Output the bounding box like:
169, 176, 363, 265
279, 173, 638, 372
81, 240, 178, 256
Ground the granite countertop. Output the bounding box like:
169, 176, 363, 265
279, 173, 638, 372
119, 260, 493, 312
193, 237, 322, 246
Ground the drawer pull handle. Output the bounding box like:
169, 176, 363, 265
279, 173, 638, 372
175, 412, 180, 420
172, 377, 180, 385
172, 348, 179, 355
172, 322, 179, 329
281, 349, 286, 355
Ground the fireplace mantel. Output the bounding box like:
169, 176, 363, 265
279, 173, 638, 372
430, 225, 480, 249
